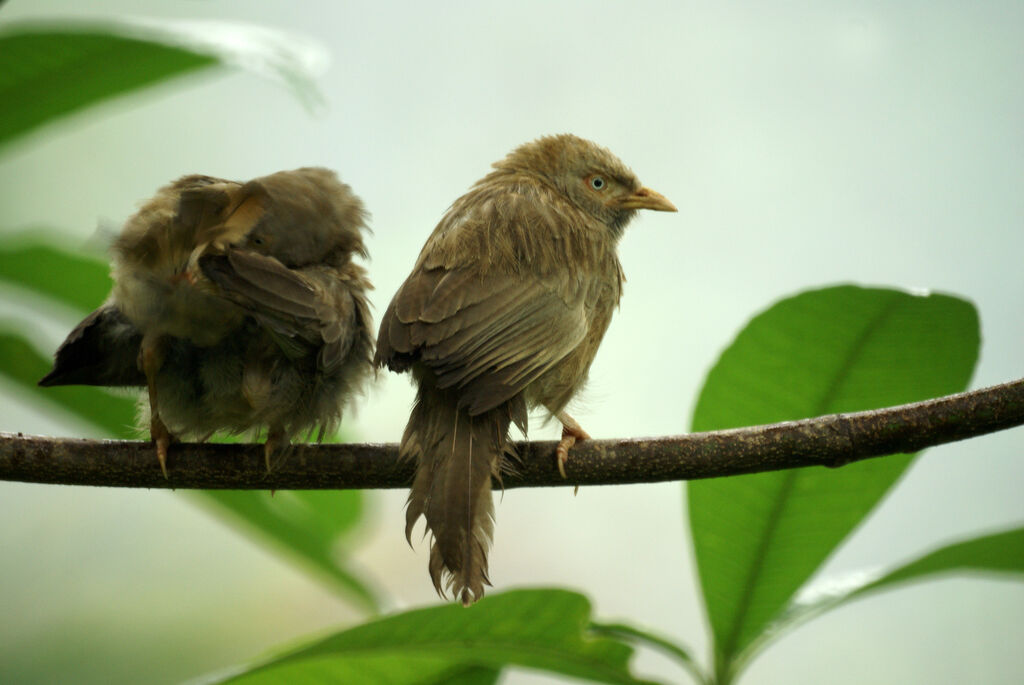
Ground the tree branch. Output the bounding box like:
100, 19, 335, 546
3, 378, 1023, 490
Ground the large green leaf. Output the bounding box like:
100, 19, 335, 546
418, 666, 501, 685
218, 589, 659, 685
763, 525, 1024, 648
0, 232, 112, 311
0, 19, 325, 149
687, 285, 979, 680
0, 26, 216, 148
0, 235, 378, 611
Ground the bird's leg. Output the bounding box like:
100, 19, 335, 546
139, 334, 173, 478
555, 411, 591, 479
264, 426, 290, 473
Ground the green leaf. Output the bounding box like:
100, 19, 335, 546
687, 285, 979, 679
0, 232, 112, 311
0, 328, 137, 437
192, 489, 381, 612
0, 25, 216, 149
218, 589, 659, 685
765, 525, 1024, 646
0, 19, 325, 150
852, 525, 1024, 597
417, 665, 501, 685
590, 622, 707, 685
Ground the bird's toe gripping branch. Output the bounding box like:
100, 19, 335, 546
556, 411, 591, 479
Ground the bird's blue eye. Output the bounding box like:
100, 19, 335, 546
590, 176, 606, 191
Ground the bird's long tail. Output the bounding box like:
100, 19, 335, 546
402, 381, 522, 606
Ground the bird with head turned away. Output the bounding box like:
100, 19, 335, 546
375, 134, 677, 605
40, 167, 375, 476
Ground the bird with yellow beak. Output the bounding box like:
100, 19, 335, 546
375, 134, 676, 605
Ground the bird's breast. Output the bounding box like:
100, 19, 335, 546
526, 267, 620, 414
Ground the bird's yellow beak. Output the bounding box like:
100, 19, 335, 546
611, 187, 677, 212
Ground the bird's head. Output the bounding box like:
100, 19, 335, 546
495, 133, 676, 238
236, 167, 370, 268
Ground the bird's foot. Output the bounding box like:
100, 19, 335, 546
151, 415, 174, 479
264, 427, 290, 473
555, 412, 590, 479
140, 333, 172, 477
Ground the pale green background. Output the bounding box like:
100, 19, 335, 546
0, 2, 1022, 683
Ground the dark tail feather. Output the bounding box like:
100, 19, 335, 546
39, 304, 145, 387
402, 381, 521, 606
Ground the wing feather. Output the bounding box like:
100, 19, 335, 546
375, 186, 603, 414
380, 268, 587, 414
199, 248, 357, 373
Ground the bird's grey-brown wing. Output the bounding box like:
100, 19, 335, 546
376, 186, 598, 415
199, 248, 361, 373
377, 262, 590, 416
38, 303, 145, 387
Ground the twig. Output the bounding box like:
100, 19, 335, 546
2, 379, 1023, 490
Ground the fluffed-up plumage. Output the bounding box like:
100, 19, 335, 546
375, 134, 676, 604
40, 167, 374, 474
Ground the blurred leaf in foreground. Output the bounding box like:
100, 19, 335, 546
0, 18, 326, 150
0, 230, 112, 311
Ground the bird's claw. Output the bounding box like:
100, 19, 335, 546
151, 416, 173, 479
264, 427, 289, 473
555, 413, 590, 479
556, 438, 574, 479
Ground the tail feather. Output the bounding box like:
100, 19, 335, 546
402, 381, 519, 605
39, 304, 145, 387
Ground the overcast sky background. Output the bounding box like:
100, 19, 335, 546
0, 2, 1022, 684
